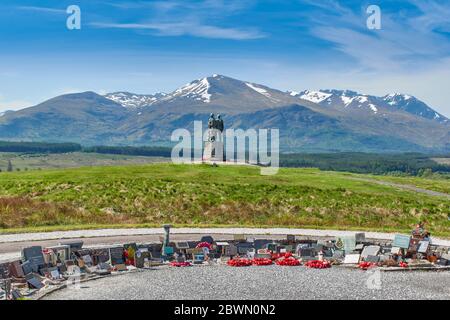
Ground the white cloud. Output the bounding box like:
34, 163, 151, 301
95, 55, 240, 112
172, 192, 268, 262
91, 22, 266, 40
16, 6, 66, 14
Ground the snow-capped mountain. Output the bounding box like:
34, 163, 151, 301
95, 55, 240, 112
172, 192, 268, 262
293, 89, 448, 122
3, 74, 448, 152
382, 93, 448, 122
104, 92, 167, 109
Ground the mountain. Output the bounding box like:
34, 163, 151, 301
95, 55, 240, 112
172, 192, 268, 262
294, 89, 449, 123
0, 75, 448, 152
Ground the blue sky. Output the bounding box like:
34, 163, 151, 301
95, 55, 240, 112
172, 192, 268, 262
0, 0, 449, 116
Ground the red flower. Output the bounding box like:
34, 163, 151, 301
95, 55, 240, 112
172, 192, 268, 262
358, 262, 376, 270
227, 258, 253, 267
252, 258, 273, 266
170, 261, 192, 267
305, 260, 331, 269
275, 257, 301, 266
196, 242, 213, 250
399, 261, 408, 268
271, 252, 292, 260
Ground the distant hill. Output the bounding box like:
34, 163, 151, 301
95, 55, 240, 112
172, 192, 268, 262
0, 75, 449, 152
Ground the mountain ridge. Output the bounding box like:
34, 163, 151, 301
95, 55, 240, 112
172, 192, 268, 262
0, 74, 448, 152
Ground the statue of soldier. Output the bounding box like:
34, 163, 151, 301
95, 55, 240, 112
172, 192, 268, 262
208, 113, 215, 129
216, 114, 224, 132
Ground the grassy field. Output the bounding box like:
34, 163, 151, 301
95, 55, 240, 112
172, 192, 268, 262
0, 152, 169, 171
362, 174, 450, 195
0, 163, 449, 237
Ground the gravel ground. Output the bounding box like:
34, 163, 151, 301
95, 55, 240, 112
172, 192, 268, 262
44, 265, 450, 300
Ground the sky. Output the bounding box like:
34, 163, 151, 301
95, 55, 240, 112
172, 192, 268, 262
0, 0, 449, 116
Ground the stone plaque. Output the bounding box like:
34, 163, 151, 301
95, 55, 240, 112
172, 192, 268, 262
393, 235, 411, 249
355, 233, 366, 243
287, 235, 296, 242
343, 254, 360, 264
21, 261, 33, 275
361, 245, 381, 259
365, 255, 380, 263
418, 241, 430, 254
176, 242, 190, 249
336, 236, 356, 253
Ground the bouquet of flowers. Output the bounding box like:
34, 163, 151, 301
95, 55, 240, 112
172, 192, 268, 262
304, 260, 331, 269
227, 257, 253, 267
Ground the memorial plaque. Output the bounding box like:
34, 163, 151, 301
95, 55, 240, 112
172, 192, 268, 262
355, 233, 366, 243
176, 242, 190, 249
365, 255, 380, 263
0, 263, 9, 279
22, 246, 45, 271
21, 261, 33, 275
418, 241, 430, 254
9, 261, 24, 278
361, 245, 381, 259
223, 244, 238, 257
299, 248, 314, 257
355, 244, 365, 251
390, 246, 402, 255
332, 250, 345, 259
26, 276, 44, 290
335, 236, 356, 253
109, 247, 125, 266
287, 235, 296, 242
441, 253, 450, 261
91, 249, 110, 265
343, 254, 360, 264
393, 235, 411, 249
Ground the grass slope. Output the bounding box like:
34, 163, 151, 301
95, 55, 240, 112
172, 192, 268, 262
0, 164, 449, 236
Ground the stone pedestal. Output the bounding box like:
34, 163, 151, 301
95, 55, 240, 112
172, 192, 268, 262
203, 128, 224, 162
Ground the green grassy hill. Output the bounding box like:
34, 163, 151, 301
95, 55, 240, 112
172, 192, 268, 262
0, 163, 449, 236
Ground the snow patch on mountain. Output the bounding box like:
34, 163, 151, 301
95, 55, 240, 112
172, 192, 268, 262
245, 82, 280, 103
169, 77, 212, 103
297, 90, 332, 104
105, 92, 166, 109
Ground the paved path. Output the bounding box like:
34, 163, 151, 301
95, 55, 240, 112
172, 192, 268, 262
1, 227, 449, 246
350, 177, 450, 199
43, 265, 450, 300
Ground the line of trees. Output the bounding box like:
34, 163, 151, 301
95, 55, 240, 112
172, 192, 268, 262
0, 141, 82, 153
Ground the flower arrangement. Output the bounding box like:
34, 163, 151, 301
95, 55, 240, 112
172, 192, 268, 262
358, 262, 376, 270
304, 260, 331, 269
252, 258, 273, 266
170, 261, 192, 267
275, 257, 301, 266
227, 258, 253, 267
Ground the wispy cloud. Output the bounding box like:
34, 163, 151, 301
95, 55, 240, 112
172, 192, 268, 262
92, 0, 264, 40
16, 6, 66, 14
300, 0, 450, 72
91, 21, 265, 40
